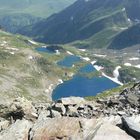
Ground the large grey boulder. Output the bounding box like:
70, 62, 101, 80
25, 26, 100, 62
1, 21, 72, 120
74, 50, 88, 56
0, 119, 9, 131
66, 105, 79, 117
57, 97, 86, 105
10, 97, 38, 121
51, 103, 66, 115
0, 119, 32, 140
29, 117, 82, 140
50, 109, 62, 118
91, 123, 135, 140
0, 97, 38, 121
122, 117, 140, 139
126, 94, 139, 107
37, 110, 50, 121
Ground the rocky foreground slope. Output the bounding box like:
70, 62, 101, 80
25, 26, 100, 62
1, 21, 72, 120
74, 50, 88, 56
0, 82, 140, 140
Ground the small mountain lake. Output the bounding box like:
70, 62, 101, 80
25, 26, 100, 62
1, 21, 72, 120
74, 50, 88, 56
35, 47, 56, 53
36, 45, 65, 54
57, 55, 81, 67
52, 75, 119, 100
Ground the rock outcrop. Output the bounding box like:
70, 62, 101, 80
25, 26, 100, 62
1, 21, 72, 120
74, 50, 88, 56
122, 117, 140, 139
0, 119, 32, 140
0, 82, 139, 140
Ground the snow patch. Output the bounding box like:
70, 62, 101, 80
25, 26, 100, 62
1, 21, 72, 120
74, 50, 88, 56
120, 27, 128, 30
128, 18, 131, 22
28, 56, 33, 60
94, 65, 104, 71
91, 61, 97, 65
9, 52, 15, 55
28, 40, 38, 45
79, 49, 86, 52
42, 46, 47, 48
94, 54, 106, 58
6, 47, 19, 51
135, 65, 140, 69
124, 63, 132, 66
67, 51, 74, 55
58, 79, 63, 84
72, 64, 75, 67
113, 66, 121, 79
122, 8, 126, 11
124, 63, 140, 69
129, 57, 139, 61
102, 72, 123, 86
93, 64, 123, 85
55, 50, 60, 55
81, 57, 90, 61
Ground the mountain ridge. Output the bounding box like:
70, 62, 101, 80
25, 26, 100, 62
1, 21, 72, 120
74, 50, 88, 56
0, 0, 76, 33
18, 0, 140, 49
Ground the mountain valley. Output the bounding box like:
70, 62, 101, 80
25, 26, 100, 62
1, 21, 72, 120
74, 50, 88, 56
18, 0, 140, 50
0, 0, 140, 139
0, 0, 76, 33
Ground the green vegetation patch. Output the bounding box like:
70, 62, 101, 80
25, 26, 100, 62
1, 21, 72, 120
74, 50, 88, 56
119, 66, 140, 83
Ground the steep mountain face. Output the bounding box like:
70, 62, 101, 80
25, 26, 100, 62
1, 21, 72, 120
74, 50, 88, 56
0, 14, 42, 33
0, 0, 76, 33
109, 23, 140, 49
19, 0, 140, 49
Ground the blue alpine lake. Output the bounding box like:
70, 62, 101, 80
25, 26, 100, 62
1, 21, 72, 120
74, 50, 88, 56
52, 75, 119, 100
57, 55, 81, 67
35, 47, 56, 53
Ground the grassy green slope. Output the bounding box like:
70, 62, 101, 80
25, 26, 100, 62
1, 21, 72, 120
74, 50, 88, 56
0, 29, 139, 102
0, 30, 79, 102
